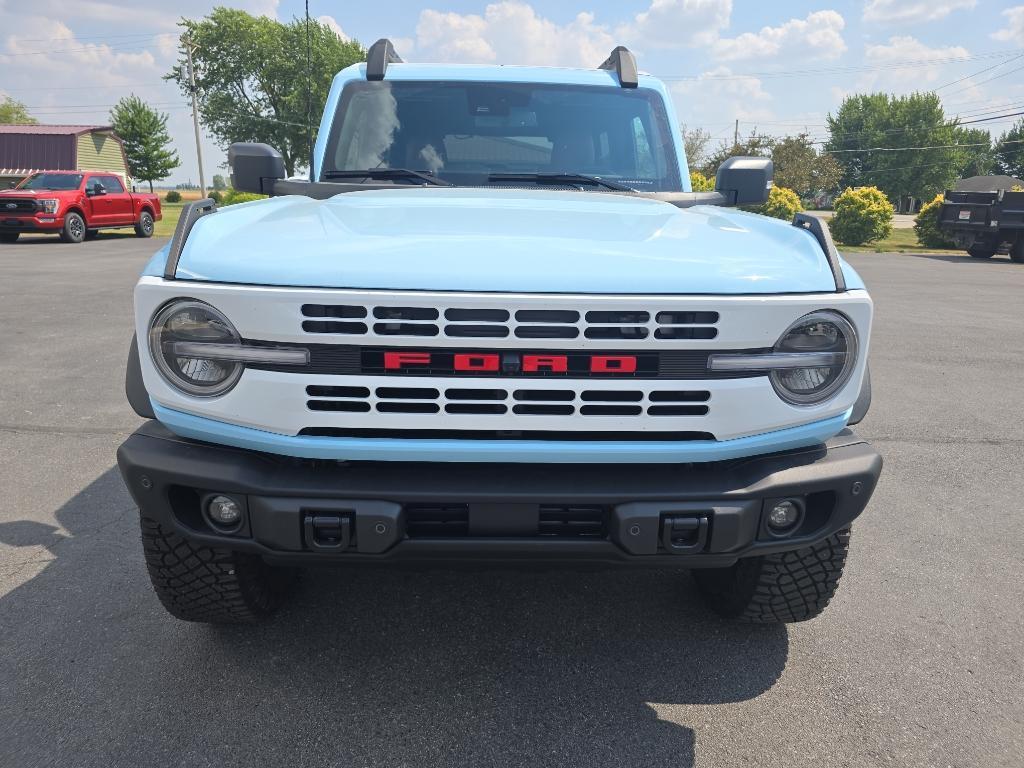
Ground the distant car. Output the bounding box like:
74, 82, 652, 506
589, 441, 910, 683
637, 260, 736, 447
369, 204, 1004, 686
0, 171, 162, 244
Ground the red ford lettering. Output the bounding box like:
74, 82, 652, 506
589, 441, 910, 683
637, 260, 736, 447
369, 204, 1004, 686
590, 355, 637, 374
384, 351, 432, 370
454, 353, 500, 372
522, 354, 568, 373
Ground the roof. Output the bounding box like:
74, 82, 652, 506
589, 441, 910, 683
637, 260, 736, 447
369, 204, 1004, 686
0, 124, 114, 136
339, 62, 662, 89
955, 175, 1024, 192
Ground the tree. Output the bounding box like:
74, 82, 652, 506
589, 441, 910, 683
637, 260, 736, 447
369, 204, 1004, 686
689, 170, 715, 191
682, 125, 712, 171
0, 96, 37, 124
212, 174, 227, 190
954, 128, 993, 179
825, 92, 961, 203
752, 186, 803, 220
109, 96, 180, 192
702, 131, 775, 176
830, 186, 894, 245
771, 133, 843, 199
167, 9, 365, 176
994, 118, 1024, 180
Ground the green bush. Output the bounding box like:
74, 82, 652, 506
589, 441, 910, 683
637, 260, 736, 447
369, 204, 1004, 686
164, 190, 182, 203
914, 194, 955, 249
221, 189, 267, 206
208, 190, 223, 203
753, 186, 803, 220
830, 186, 894, 245
690, 170, 715, 192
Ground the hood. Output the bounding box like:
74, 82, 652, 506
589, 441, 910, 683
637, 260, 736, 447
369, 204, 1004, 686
171, 188, 838, 294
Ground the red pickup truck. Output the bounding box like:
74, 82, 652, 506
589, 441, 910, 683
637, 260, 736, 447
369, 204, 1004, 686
0, 170, 162, 244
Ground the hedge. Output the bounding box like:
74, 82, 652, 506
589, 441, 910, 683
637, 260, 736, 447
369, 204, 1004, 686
914, 194, 955, 249
830, 186, 894, 246
753, 186, 803, 220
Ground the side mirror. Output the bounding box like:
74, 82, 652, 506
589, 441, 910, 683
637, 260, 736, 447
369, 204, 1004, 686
715, 156, 773, 206
228, 143, 285, 195
87, 182, 106, 197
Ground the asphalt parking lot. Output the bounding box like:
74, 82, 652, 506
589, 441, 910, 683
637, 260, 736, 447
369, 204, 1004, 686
1, 233, 1022, 767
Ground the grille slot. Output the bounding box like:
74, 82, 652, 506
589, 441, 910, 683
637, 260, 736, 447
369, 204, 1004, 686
445, 403, 508, 414
374, 322, 438, 336
580, 405, 642, 416
445, 308, 510, 321
307, 400, 371, 412
585, 311, 650, 324
513, 390, 574, 401
405, 504, 470, 537
513, 404, 574, 415
377, 402, 440, 414
648, 405, 709, 416
376, 387, 439, 399
302, 320, 367, 334
654, 327, 717, 340
538, 506, 607, 537
446, 388, 506, 400
302, 304, 366, 318
515, 326, 579, 339
445, 324, 509, 338
581, 390, 642, 402
515, 309, 579, 323
584, 326, 649, 340
649, 390, 710, 402
373, 307, 438, 320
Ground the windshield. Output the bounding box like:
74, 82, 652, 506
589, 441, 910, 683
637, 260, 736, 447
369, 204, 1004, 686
323, 81, 682, 192
18, 173, 84, 191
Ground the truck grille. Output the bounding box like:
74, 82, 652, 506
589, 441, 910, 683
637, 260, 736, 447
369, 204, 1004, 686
306, 385, 710, 417
301, 303, 719, 341
0, 198, 37, 214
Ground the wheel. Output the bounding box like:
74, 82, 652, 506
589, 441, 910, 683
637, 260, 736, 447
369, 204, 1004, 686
84, 229, 99, 241
967, 244, 996, 259
0, 232, 18, 243
1010, 238, 1024, 264
59, 212, 86, 243
692, 529, 852, 623
140, 516, 298, 624
135, 210, 154, 238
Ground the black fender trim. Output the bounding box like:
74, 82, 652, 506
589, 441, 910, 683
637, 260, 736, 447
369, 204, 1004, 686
163, 198, 216, 279
848, 365, 871, 426
125, 333, 155, 420
793, 212, 847, 293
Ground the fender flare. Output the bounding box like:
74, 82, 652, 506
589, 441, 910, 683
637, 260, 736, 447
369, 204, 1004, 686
126, 333, 155, 419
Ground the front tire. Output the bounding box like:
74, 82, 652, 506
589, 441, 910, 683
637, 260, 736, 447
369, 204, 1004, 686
60, 212, 86, 243
0, 232, 18, 243
140, 516, 298, 624
968, 244, 996, 259
692, 529, 852, 623
135, 211, 154, 238
1010, 238, 1024, 264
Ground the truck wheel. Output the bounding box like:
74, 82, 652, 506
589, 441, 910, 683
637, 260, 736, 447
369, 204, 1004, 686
967, 245, 995, 259
135, 211, 154, 238
60, 212, 86, 243
140, 516, 298, 624
692, 529, 851, 623
0, 232, 18, 243
1010, 238, 1024, 264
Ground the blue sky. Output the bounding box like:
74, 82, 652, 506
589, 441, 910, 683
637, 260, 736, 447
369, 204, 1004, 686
2, 0, 1022, 184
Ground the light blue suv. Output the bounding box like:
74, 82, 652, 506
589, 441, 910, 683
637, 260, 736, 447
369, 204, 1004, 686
118, 42, 881, 625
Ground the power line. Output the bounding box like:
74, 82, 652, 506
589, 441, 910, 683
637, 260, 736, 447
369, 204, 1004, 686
932, 52, 1024, 91
941, 63, 1024, 98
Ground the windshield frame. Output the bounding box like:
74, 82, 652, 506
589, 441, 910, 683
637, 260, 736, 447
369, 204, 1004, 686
17, 173, 85, 191
320, 80, 684, 193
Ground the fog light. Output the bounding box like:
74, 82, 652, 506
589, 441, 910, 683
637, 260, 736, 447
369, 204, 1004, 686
767, 500, 800, 530
207, 495, 242, 527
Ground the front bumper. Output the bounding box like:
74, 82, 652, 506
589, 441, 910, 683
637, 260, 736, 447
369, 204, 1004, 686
117, 421, 882, 568
0, 214, 63, 233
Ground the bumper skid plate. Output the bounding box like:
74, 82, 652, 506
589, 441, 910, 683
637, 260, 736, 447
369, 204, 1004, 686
117, 421, 882, 567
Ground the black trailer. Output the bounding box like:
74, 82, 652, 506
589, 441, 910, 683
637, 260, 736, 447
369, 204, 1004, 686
939, 189, 1024, 262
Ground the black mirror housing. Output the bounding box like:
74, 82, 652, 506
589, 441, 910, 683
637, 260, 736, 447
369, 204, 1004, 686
715, 156, 774, 206
228, 143, 286, 195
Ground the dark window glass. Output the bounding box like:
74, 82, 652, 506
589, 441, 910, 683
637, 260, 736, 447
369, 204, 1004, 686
18, 173, 84, 191
101, 176, 125, 193
323, 81, 682, 192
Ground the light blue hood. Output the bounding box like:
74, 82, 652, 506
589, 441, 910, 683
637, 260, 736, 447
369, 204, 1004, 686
166, 188, 843, 294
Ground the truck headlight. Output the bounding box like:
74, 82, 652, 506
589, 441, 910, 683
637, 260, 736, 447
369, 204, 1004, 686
149, 300, 243, 397
770, 311, 858, 405
39, 199, 59, 214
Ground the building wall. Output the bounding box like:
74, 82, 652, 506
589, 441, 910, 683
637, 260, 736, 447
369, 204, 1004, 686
76, 133, 127, 183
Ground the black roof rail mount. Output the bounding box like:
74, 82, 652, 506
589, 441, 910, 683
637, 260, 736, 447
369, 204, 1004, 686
163, 198, 217, 280
599, 46, 638, 88
792, 212, 847, 293
366, 38, 403, 81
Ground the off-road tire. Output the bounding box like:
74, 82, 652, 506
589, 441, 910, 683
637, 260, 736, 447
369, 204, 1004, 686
1010, 238, 1024, 264
140, 516, 298, 624
0, 232, 18, 243
60, 212, 86, 243
967, 245, 996, 259
135, 210, 154, 238
692, 529, 852, 623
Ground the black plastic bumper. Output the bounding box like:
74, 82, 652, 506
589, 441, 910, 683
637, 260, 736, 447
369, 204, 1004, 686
116, 421, 882, 568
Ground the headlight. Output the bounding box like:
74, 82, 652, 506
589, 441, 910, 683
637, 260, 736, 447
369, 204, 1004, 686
769, 311, 858, 405
149, 300, 243, 397
38, 199, 59, 214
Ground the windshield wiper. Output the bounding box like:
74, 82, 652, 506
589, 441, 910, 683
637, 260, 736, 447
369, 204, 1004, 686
487, 173, 635, 192
322, 168, 451, 186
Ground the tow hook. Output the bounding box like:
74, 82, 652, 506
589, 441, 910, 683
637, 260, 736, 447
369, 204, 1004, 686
660, 515, 709, 554
304, 514, 352, 551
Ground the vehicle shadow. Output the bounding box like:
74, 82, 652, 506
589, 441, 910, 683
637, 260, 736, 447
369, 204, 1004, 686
907, 252, 1019, 265
0, 468, 789, 767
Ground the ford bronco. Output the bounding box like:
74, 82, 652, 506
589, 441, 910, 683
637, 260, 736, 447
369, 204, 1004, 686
117, 42, 881, 624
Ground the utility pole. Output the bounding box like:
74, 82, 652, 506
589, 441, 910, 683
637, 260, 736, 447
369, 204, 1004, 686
183, 35, 207, 198
734, 119, 739, 149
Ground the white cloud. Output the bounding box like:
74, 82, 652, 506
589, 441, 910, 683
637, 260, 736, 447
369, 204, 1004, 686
618, 0, 732, 49
714, 10, 846, 62
992, 6, 1024, 45
671, 66, 773, 127
857, 36, 970, 92
863, 0, 976, 24
415, 2, 614, 67
318, 16, 349, 42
